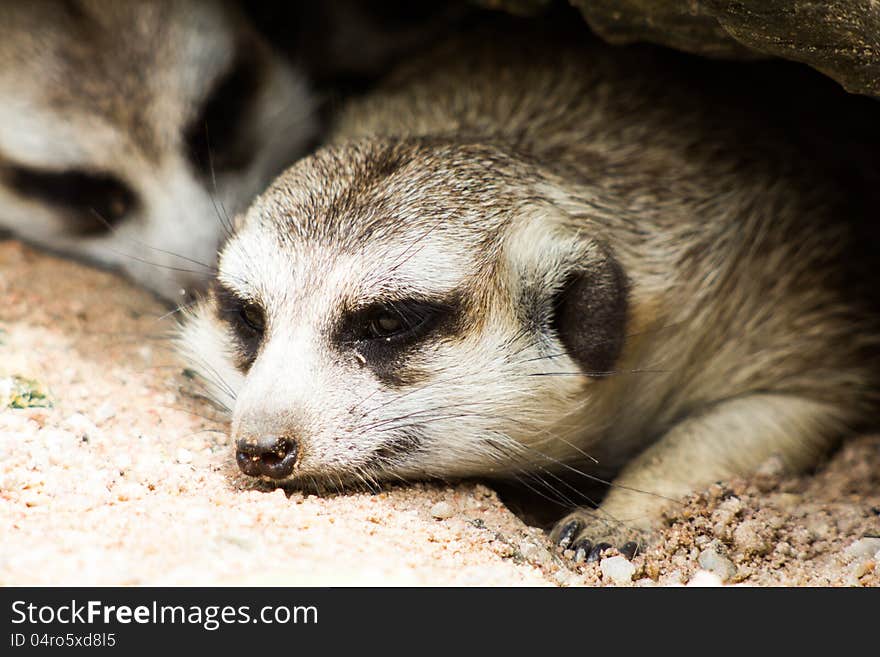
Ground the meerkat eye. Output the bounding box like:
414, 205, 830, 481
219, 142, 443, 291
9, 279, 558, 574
213, 283, 266, 371
3, 165, 137, 235
186, 47, 263, 176
238, 302, 266, 333
357, 300, 447, 344
368, 310, 404, 339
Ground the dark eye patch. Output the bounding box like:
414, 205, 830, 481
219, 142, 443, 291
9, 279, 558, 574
3, 165, 137, 236
342, 298, 449, 348
214, 282, 266, 372
186, 47, 263, 177
335, 295, 460, 387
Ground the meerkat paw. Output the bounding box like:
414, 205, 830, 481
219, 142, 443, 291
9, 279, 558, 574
550, 510, 648, 563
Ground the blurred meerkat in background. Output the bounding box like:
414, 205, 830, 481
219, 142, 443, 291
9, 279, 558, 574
0, 0, 318, 302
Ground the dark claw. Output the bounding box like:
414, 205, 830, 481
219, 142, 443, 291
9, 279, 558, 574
587, 542, 612, 563
620, 541, 639, 560
572, 539, 593, 563
556, 519, 583, 549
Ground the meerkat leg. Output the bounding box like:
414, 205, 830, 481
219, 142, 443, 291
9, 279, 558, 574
551, 393, 847, 560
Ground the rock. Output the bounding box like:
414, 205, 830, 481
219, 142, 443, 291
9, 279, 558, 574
844, 537, 880, 560
572, 0, 755, 58
175, 448, 193, 464
430, 501, 455, 519
698, 547, 738, 582
600, 556, 636, 584
488, 0, 880, 98
475, 0, 551, 16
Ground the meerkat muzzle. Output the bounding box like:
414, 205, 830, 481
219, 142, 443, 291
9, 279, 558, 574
235, 434, 298, 479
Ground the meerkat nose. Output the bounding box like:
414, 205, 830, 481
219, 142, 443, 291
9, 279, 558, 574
235, 433, 298, 479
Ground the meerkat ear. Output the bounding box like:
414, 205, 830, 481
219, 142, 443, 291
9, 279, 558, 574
552, 245, 629, 376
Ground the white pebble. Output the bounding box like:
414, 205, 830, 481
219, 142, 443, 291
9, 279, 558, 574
554, 570, 579, 586
175, 448, 193, 464
600, 556, 636, 585
687, 570, 725, 587
113, 453, 133, 471
63, 413, 99, 439
430, 501, 454, 520
20, 490, 47, 507
518, 540, 552, 567
698, 548, 738, 582
114, 482, 145, 501
519, 541, 541, 561
660, 570, 684, 586
40, 429, 78, 466
845, 537, 880, 560
93, 402, 117, 425
852, 560, 874, 579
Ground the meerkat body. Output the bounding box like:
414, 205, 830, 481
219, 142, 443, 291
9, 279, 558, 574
179, 22, 880, 553
0, 0, 317, 302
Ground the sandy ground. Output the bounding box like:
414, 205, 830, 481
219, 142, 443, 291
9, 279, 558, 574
1, 239, 878, 586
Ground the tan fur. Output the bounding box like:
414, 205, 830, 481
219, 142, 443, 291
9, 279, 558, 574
179, 22, 880, 552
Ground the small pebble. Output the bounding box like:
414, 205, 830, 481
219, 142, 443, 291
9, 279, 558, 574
63, 413, 99, 439
600, 556, 635, 585
698, 548, 738, 582
554, 569, 579, 586
733, 520, 770, 555
113, 453, 133, 471
94, 402, 117, 425
775, 493, 802, 510
659, 570, 684, 586
687, 570, 724, 587
430, 501, 454, 520
519, 541, 540, 561
269, 488, 288, 502
20, 490, 47, 507
755, 454, 785, 477
489, 540, 516, 558
518, 540, 552, 567
852, 560, 874, 579
175, 448, 193, 464
844, 537, 880, 560
115, 482, 145, 502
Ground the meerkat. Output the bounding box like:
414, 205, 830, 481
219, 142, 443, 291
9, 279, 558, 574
0, 0, 317, 302
178, 22, 880, 559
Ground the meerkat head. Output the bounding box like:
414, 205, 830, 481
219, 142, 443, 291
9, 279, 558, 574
0, 0, 316, 302
180, 138, 629, 488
